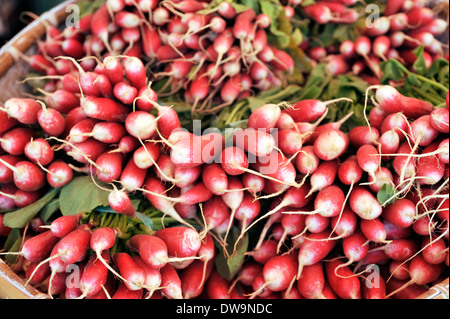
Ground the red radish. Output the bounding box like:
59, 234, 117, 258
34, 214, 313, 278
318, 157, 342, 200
93, 73, 114, 98
0, 159, 46, 192
155, 226, 203, 258
112, 283, 143, 299
1, 98, 42, 125
309, 111, 354, 144
220, 146, 249, 176
409, 115, 440, 147
46, 160, 73, 188
113, 82, 138, 106
111, 135, 140, 154
429, 108, 449, 133
102, 56, 124, 85
325, 258, 361, 299
82, 96, 130, 122
24, 138, 54, 166
368, 106, 387, 130
285, 98, 352, 123
203, 195, 230, 232
297, 262, 327, 299
378, 129, 400, 160
79, 251, 111, 298
296, 229, 338, 279
141, 175, 192, 227
174, 165, 202, 188
386, 254, 445, 298
308, 159, 339, 195
340, 230, 370, 268
313, 129, 349, 161
247, 103, 281, 131
277, 213, 306, 252
421, 235, 447, 265
245, 239, 278, 265
25, 260, 51, 286
89, 122, 127, 144
349, 186, 383, 220
133, 141, 160, 169
356, 144, 381, 182
114, 252, 146, 291
294, 146, 320, 176
338, 156, 363, 186
133, 255, 163, 297
119, 158, 147, 192
160, 263, 183, 299
42, 214, 81, 238
180, 259, 214, 299
125, 111, 157, 141
0, 109, 18, 135
330, 207, 358, 239
293, 185, 345, 218
348, 126, 380, 147
242, 172, 265, 197
2, 230, 59, 263
55, 225, 91, 264
202, 163, 228, 195
374, 85, 434, 119
68, 118, 99, 144
392, 141, 417, 182
360, 218, 389, 244
109, 187, 135, 217
38, 89, 80, 114
303, 212, 330, 235
206, 269, 231, 299
248, 254, 298, 299
383, 239, 420, 261
122, 56, 147, 90
0, 127, 36, 156
95, 152, 125, 184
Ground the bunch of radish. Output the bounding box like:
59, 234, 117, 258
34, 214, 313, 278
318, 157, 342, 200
290, 0, 449, 81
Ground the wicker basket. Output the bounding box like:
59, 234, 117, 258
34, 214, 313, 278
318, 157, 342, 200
0, 0, 448, 300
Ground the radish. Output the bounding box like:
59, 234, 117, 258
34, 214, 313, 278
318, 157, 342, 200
297, 262, 327, 299
160, 263, 183, 299
46, 160, 73, 188
180, 259, 214, 299
360, 218, 389, 244
202, 163, 228, 195
133, 255, 163, 298
421, 235, 448, 265
112, 283, 143, 299
202, 195, 230, 232
55, 225, 91, 264
409, 115, 440, 147
154, 226, 203, 258
82, 96, 130, 122
356, 144, 381, 182
296, 229, 338, 279
383, 239, 420, 261
95, 152, 125, 184
325, 258, 361, 299
113, 252, 146, 291
206, 269, 231, 299
1, 230, 59, 263
79, 251, 111, 298
120, 157, 147, 192
339, 230, 370, 269
330, 207, 358, 239
374, 85, 434, 119
108, 187, 136, 217
293, 185, 345, 218
220, 146, 249, 176
1, 98, 42, 125
133, 141, 160, 169
285, 97, 352, 123
429, 108, 449, 134
24, 138, 54, 166
349, 186, 383, 220
114, 82, 139, 105
247, 254, 298, 299
42, 214, 81, 238
0, 159, 46, 192
313, 129, 349, 161
0, 127, 36, 156
308, 159, 339, 196
247, 103, 281, 131
386, 254, 445, 298
348, 126, 380, 147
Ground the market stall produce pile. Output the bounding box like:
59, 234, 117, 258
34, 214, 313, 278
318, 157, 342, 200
0, 0, 448, 299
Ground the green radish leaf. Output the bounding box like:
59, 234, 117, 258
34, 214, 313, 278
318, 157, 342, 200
39, 198, 61, 223
412, 46, 427, 76
59, 176, 111, 216
377, 184, 398, 206
4, 228, 21, 264
215, 227, 249, 280
2, 188, 59, 229
135, 212, 157, 231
